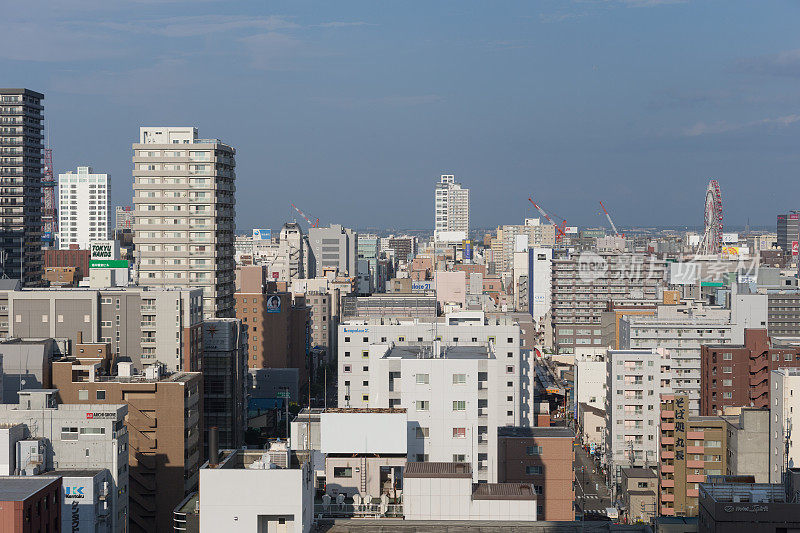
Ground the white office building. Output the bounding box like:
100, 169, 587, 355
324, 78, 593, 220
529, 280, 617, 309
58, 166, 110, 249
132, 126, 236, 319
434, 174, 469, 243
337, 312, 523, 482
770, 368, 800, 483
605, 349, 672, 479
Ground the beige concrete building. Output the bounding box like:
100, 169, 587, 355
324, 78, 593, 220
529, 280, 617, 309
132, 126, 236, 319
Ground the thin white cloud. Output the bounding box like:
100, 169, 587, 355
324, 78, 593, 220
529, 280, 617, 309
309, 94, 444, 108
0, 22, 123, 62
683, 113, 800, 137
100, 15, 298, 38
738, 49, 800, 78
314, 21, 370, 28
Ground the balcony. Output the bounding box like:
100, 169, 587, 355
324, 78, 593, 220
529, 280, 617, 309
687, 489, 699, 498
662, 436, 675, 445
660, 479, 675, 488
687, 446, 704, 454
661, 410, 675, 419
661, 464, 674, 473
687, 460, 704, 468
686, 431, 704, 440
687, 474, 705, 483
660, 492, 675, 502
661, 450, 675, 459
661, 422, 675, 431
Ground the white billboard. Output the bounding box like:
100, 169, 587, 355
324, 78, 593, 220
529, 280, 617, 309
565, 226, 578, 234
320, 412, 407, 454
722, 232, 739, 244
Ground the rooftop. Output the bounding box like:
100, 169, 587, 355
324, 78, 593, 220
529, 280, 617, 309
49, 469, 104, 478
700, 482, 786, 503
471, 483, 536, 501
324, 408, 407, 414
385, 345, 491, 360
404, 462, 472, 479
621, 467, 657, 479
0, 476, 60, 501
498, 426, 574, 439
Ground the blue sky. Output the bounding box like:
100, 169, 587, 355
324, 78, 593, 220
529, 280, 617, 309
4, 0, 800, 231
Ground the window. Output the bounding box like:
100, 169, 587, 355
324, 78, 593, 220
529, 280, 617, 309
416, 400, 429, 411
453, 400, 466, 411
416, 373, 430, 385
506, 365, 514, 374
452, 373, 466, 384
416, 427, 429, 439
333, 467, 353, 478
453, 427, 466, 438
363, 336, 369, 342
343, 365, 351, 373
96, 390, 106, 400
80, 427, 106, 435
507, 337, 513, 343
416, 454, 429, 462
61, 427, 78, 440
723, 366, 732, 374
361, 350, 369, 359
398, 336, 405, 342
526, 446, 542, 455
344, 351, 350, 358
78, 390, 88, 401
453, 454, 466, 462
526, 466, 543, 475
344, 336, 350, 342
361, 394, 369, 402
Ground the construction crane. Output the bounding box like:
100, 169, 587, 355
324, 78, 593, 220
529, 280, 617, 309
290, 203, 319, 228
528, 197, 567, 242
598, 201, 622, 238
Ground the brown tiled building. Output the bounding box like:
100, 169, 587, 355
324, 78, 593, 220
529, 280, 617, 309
497, 426, 574, 521
235, 266, 310, 385
700, 329, 800, 415
51, 359, 203, 533
44, 246, 91, 281
660, 394, 727, 517
0, 476, 61, 533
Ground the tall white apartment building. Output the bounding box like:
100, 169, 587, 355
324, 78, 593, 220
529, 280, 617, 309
605, 349, 672, 478
132, 127, 236, 318
337, 312, 522, 482
58, 166, 110, 249
434, 174, 469, 242
769, 368, 800, 483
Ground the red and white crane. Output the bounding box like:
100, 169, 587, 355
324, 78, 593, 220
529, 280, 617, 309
528, 197, 567, 242
598, 201, 623, 238
290, 203, 319, 228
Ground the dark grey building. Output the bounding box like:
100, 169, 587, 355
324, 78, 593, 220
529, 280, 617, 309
0, 337, 56, 403
0, 89, 44, 286
777, 212, 799, 253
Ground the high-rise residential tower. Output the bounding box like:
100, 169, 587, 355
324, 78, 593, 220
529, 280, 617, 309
132, 127, 236, 318
0, 89, 44, 286
434, 174, 470, 242
57, 166, 110, 249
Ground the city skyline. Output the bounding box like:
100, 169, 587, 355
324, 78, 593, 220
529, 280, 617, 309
3, 1, 799, 231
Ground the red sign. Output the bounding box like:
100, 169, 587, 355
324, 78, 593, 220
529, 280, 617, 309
86, 413, 94, 419
793, 241, 798, 256
792, 214, 800, 220
272, 272, 279, 280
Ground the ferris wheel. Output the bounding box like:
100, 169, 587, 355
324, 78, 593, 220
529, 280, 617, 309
698, 179, 723, 255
